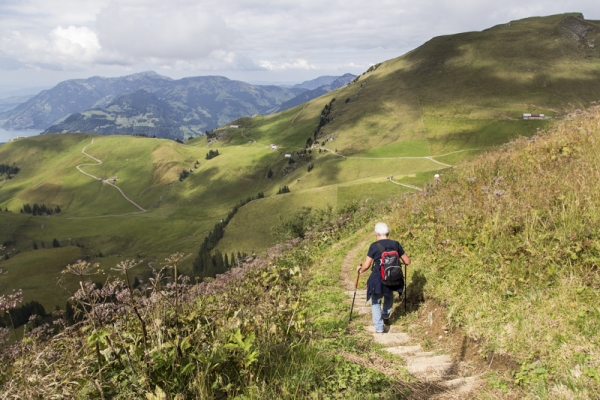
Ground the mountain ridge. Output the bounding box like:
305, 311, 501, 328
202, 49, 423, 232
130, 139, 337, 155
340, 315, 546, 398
2, 72, 355, 139
274, 73, 356, 113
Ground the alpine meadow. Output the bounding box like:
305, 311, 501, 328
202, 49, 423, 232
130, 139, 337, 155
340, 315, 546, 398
0, 12, 600, 399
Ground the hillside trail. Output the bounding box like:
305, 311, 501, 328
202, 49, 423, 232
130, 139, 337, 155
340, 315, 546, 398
73, 138, 147, 217
341, 235, 480, 399
323, 147, 473, 163
291, 102, 309, 124
388, 177, 423, 192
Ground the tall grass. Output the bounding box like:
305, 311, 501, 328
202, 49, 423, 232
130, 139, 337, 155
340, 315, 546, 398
0, 199, 405, 398
388, 106, 600, 397
3, 105, 600, 397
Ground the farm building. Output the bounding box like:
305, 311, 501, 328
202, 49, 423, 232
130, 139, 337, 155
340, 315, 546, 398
230, 125, 240, 129
523, 113, 545, 120
270, 144, 278, 149
284, 154, 292, 158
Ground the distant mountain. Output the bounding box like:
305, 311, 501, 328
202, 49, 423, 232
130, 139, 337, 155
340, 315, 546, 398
275, 73, 356, 113
41, 75, 306, 139
2, 72, 172, 130
43, 90, 185, 138
0, 95, 33, 114
293, 75, 344, 90
2, 72, 306, 139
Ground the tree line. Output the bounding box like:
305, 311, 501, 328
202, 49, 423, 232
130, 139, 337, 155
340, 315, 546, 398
179, 160, 199, 181
0, 164, 20, 177
308, 98, 335, 148
277, 186, 290, 194
0, 300, 46, 330
206, 149, 220, 160
191, 192, 264, 280
20, 203, 61, 216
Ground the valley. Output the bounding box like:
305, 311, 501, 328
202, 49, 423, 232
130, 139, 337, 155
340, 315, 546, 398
2, 13, 599, 311
1, 12, 600, 398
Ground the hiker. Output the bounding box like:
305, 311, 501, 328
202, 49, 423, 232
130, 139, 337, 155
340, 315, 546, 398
357, 222, 410, 333
434, 174, 440, 188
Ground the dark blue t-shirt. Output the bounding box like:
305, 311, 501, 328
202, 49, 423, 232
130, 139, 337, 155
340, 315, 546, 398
366, 239, 405, 300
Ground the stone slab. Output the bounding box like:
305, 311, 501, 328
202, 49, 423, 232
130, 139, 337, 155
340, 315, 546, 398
406, 354, 453, 376
385, 345, 423, 356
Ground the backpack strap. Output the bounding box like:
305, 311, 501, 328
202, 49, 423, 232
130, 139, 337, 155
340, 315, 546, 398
374, 242, 384, 270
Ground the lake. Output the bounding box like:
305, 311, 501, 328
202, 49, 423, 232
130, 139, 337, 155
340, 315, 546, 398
0, 128, 41, 144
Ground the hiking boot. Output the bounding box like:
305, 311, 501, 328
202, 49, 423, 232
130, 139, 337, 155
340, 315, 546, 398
383, 318, 390, 325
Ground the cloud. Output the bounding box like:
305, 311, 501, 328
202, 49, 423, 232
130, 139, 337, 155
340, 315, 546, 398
0, 0, 599, 81
94, 2, 237, 62
259, 58, 319, 71
50, 26, 101, 62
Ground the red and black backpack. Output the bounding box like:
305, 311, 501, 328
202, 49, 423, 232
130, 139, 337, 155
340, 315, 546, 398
376, 243, 404, 287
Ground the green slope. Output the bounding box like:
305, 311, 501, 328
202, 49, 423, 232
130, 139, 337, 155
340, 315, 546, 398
2, 13, 600, 309
213, 13, 600, 252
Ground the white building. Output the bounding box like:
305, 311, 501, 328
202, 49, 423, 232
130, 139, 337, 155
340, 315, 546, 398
523, 113, 545, 120
230, 125, 240, 129
284, 154, 292, 158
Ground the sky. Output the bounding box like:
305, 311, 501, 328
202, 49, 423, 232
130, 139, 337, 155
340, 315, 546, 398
0, 0, 599, 96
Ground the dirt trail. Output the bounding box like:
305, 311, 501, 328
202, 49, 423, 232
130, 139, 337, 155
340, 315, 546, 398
322, 148, 476, 162
388, 177, 423, 191
75, 138, 147, 215
341, 237, 481, 399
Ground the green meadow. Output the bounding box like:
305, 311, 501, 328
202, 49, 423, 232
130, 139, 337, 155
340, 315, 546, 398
2, 13, 600, 310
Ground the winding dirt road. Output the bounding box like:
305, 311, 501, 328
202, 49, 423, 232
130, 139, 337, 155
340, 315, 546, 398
76, 138, 147, 214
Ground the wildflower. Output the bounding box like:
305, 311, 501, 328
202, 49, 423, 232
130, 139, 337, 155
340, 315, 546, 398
0, 289, 23, 312
0, 327, 10, 346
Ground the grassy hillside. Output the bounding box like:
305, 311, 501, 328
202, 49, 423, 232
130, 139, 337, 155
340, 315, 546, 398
2, 13, 600, 311
213, 12, 600, 251
421, 105, 600, 397
2, 105, 599, 398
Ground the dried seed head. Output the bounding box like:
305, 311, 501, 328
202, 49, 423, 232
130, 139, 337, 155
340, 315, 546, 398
111, 259, 142, 273
62, 260, 100, 277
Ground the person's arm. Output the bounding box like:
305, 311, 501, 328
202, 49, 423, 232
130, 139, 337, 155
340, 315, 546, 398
401, 254, 410, 265
356, 256, 373, 274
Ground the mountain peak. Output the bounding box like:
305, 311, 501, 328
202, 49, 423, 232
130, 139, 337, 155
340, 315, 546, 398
125, 71, 172, 81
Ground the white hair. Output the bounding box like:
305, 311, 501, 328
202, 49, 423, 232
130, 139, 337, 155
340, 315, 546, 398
374, 222, 390, 236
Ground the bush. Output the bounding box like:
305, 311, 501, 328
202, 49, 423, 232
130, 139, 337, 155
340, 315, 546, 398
277, 185, 290, 195
205, 149, 220, 160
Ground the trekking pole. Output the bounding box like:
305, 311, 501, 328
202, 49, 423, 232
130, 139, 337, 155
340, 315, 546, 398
349, 272, 360, 323
404, 262, 408, 314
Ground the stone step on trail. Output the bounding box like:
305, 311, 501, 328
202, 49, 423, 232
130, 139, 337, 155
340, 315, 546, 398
365, 326, 411, 345
438, 376, 479, 393
385, 345, 423, 356
342, 280, 479, 395
405, 354, 453, 377
346, 290, 370, 315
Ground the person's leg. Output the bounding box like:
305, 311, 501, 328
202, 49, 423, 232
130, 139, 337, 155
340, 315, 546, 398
371, 293, 384, 333
381, 291, 394, 323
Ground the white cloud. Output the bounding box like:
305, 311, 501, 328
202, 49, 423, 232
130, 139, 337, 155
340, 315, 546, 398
0, 0, 599, 84
94, 2, 237, 62
50, 26, 101, 61
259, 58, 319, 71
